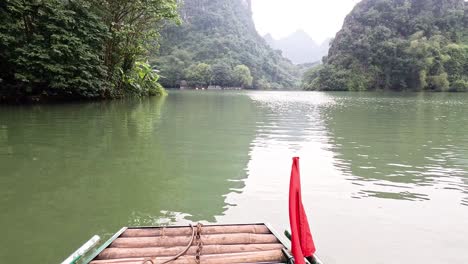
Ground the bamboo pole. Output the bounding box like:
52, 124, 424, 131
121, 225, 270, 237
97, 243, 284, 259
110, 234, 278, 248
90, 250, 286, 264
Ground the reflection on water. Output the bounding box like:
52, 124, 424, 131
326, 93, 468, 204
219, 91, 468, 264
354, 190, 430, 201
248, 92, 332, 150
218, 91, 337, 226
1, 91, 468, 264
0, 93, 257, 263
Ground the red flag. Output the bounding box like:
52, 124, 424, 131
289, 157, 316, 264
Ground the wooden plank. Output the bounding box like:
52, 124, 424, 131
265, 223, 291, 249
96, 243, 284, 259
264, 223, 295, 263
110, 233, 279, 248
122, 224, 271, 237
90, 249, 286, 264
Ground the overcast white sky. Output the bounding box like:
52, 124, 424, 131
252, 0, 361, 44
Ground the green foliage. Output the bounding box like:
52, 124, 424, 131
94, 0, 179, 93
120, 61, 166, 97
179, 61, 254, 88
156, 49, 192, 88
451, 79, 468, 92
0, 0, 178, 101
306, 0, 468, 92
301, 65, 322, 90
428, 73, 450, 91
155, 0, 299, 89
186, 63, 212, 87
211, 62, 234, 87
232, 65, 253, 88
0, 0, 108, 98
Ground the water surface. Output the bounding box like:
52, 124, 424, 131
0, 91, 467, 263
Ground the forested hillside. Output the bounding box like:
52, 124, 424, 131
155, 0, 299, 89
264, 31, 330, 64
0, 0, 178, 102
302, 0, 468, 92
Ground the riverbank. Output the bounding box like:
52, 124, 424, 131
0, 87, 167, 105
0, 95, 105, 105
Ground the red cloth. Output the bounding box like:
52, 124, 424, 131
289, 157, 316, 264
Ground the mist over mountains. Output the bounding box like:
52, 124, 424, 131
264, 30, 330, 64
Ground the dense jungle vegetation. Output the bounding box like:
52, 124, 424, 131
0, 0, 178, 101
2, 0, 467, 100
154, 0, 299, 89
302, 0, 468, 92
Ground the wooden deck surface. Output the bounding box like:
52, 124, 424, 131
90, 224, 289, 264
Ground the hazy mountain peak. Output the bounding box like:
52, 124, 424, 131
264, 30, 328, 64
288, 30, 318, 46
291, 29, 311, 37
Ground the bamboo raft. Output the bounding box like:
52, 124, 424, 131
63, 223, 322, 264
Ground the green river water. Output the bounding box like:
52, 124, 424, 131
1, 91, 467, 263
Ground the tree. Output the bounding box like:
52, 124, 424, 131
0, 0, 108, 98
91, 0, 179, 94
232, 65, 253, 88
452, 79, 468, 92
0, 0, 179, 101
301, 65, 323, 90
211, 62, 233, 87
157, 50, 193, 88
186, 63, 212, 87
428, 73, 450, 91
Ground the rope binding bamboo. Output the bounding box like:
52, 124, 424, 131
142, 223, 203, 264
